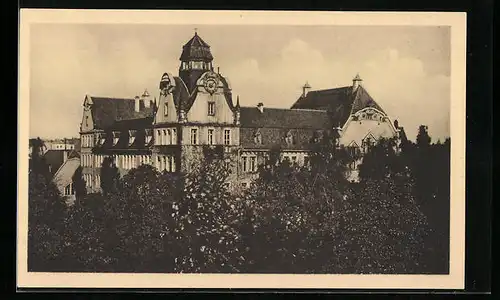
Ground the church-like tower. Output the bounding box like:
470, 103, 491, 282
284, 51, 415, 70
178, 31, 214, 93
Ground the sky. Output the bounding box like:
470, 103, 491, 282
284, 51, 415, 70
29, 24, 450, 142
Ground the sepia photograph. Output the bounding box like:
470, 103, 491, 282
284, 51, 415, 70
18, 10, 466, 289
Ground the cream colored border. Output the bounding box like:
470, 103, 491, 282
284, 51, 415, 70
18, 9, 466, 289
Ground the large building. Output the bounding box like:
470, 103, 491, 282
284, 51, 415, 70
79, 32, 405, 193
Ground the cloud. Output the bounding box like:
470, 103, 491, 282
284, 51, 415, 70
29, 30, 450, 142
225, 41, 450, 142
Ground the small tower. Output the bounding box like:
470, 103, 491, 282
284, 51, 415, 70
352, 73, 362, 92
178, 30, 214, 93
302, 81, 311, 97
234, 95, 241, 125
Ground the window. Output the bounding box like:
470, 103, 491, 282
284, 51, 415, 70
224, 129, 231, 145
249, 156, 256, 172
164, 103, 168, 116
242, 156, 248, 172
304, 156, 310, 166
207, 129, 214, 145
241, 182, 248, 188
208, 102, 215, 116
162, 130, 167, 145
65, 183, 74, 196
85, 116, 89, 127
191, 129, 198, 145
291, 156, 297, 164
171, 128, 177, 144
167, 129, 171, 145
168, 156, 174, 172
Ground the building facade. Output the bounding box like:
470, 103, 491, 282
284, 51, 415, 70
79, 32, 405, 193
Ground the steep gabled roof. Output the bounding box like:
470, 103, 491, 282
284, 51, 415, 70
89, 97, 155, 129
350, 85, 385, 115
240, 107, 331, 129
179, 33, 214, 61
290, 85, 386, 127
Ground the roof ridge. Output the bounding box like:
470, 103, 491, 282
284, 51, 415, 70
240, 106, 327, 112
90, 96, 135, 101
308, 86, 351, 93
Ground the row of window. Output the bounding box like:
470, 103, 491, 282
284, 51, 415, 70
49, 144, 75, 150
109, 154, 152, 170
82, 154, 152, 169
155, 128, 178, 145
241, 156, 257, 173
83, 174, 94, 188
190, 128, 231, 145
82, 135, 94, 148
157, 155, 176, 172
64, 183, 75, 196
180, 61, 212, 71
81, 154, 93, 167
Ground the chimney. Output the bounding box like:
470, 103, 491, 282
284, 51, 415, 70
134, 96, 141, 112
142, 89, 151, 108
302, 81, 311, 97
217, 67, 220, 74
257, 102, 264, 113
352, 73, 362, 92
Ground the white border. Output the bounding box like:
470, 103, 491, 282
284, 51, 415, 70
18, 9, 466, 289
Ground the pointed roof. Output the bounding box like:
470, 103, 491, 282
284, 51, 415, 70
179, 32, 214, 61
353, 73, 362, 81
350, 85, 385, 115
290, 84, 386, 127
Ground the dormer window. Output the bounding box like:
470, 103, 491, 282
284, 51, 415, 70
285, 131, 294, 145
312, 130, 323, 143
145, 129, 153, 145
128, 130, 137, 146
112, 131, 120, 145
98, 133, 106, 146
254, 129, 262, 145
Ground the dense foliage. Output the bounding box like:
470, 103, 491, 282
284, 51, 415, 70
27, 125, 450, 274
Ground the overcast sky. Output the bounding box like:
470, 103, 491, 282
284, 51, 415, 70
29, 24, 450, 141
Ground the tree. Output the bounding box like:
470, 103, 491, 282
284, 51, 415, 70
236, 133, 348, 273
170, 158, 243, 273
71, 166, 87, 203
330, 174, 431, 274
28, 171, 67, 271
29, 137, 49, 177
358, 137, 406, 181
100, 156, 121, 196
416, 125, 431, 148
